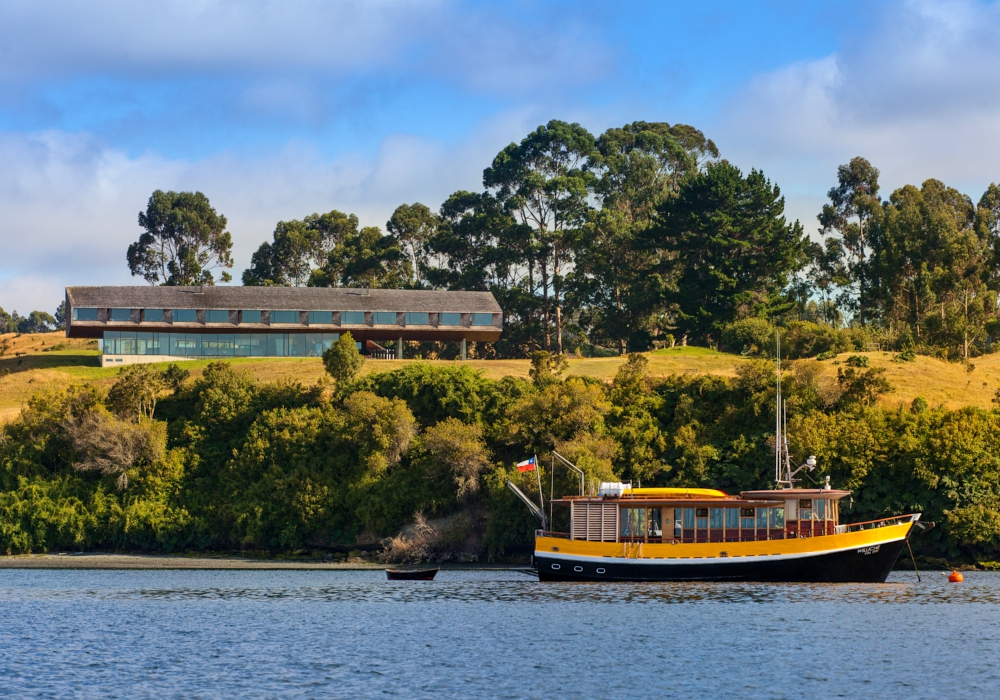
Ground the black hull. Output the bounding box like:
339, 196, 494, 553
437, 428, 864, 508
535, 539, 907, 583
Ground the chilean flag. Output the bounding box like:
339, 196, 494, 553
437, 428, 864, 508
516, 456, 537, 472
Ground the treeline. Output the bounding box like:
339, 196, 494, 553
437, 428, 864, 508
0, 304, 61, 335
124, 122, 1000, 360
2, 351, 999, 564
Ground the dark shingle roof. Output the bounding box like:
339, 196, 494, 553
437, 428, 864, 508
66, 286, 501, 314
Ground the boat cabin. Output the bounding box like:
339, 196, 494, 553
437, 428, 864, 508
554, 486, 851, 544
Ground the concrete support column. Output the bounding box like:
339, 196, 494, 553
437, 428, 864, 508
397, 337, 404, 360
460, 337, 467, 361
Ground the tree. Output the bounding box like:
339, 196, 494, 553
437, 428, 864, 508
0, 307, 14, 334
573, 122, 717, 353
65, 408, 167, 491
314, 226, 410, 289
647, 161, 810, 344
818, 158, 881, 325
243, 210, 359, 287
54, 302, 67, 330
484, 120, 596, 353
322, 331, 364, 383
161, 364, 191, 394
419, 418, 490, 501
871, 179, 985, 356
128, 190, 234, 285
106, 364, 165, 422
387, 203, 440, 286
16, 311, 56, 334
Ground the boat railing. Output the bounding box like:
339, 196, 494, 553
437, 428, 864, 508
536, 530, 571, 539
837, 514, 919, 534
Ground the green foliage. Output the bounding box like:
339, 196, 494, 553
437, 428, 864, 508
720, 318, 775, 356
817, 351, 837, 361
128, 189, 233, 285
162, 363, 191, 393
836, 367, 892, 406
106, 364, 166, 421
893, 348, 917, 363
845, 355, 870, 367
648, 161, 810, 344
322, 332, 364, 384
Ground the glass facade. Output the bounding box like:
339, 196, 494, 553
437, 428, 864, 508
173, 309, 197, 322
373, 312, 398, 325
73, 307, 98, 321
405, 312, 429, 325
471, 313, 493, 326
308, 311, 333, 324
205, 309, 230, 323
103, 331, 339, 357
270, 310, 299, 324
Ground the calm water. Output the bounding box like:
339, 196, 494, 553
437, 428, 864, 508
1, 569, 998, 698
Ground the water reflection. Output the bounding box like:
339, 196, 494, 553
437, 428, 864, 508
2, 569, 998, 604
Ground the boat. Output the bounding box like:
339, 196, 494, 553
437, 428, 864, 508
385, 568, 439, 580
512, 342, 922, 583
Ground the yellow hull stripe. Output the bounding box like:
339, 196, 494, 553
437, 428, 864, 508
535, 522, 912, 565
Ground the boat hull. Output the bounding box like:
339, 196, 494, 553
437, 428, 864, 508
534, 520, 916, 583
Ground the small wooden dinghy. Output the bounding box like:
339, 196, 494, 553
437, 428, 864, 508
386, 568, 439, 581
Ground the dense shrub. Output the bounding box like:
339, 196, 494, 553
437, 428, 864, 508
720, 318, 775, 356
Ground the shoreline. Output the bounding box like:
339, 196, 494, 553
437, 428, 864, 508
0, 553, 387, 570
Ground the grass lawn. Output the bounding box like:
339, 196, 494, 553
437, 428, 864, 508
3, 332, 999, 422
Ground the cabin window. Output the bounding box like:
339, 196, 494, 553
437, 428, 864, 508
815, 499, 826, 520
725, 508, 739, 529
648, 509, 662, 538
709, 508, 723, 529
756, 508, 769, 530
740, 507, 755, 530
799, 499, 812, 509
682, 508, 694, 529
620, 508, 646, 539
695, 507, 708, 530
770, 507, 785, 528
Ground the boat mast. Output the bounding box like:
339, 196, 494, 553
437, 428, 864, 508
775, 333, 793, 488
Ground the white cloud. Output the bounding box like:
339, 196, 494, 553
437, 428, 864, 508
716, 0, 1000, 232
0, 107, 542, 312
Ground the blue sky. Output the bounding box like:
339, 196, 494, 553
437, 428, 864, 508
3, 0, 1000, 312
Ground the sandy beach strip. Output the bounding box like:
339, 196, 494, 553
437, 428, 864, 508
0, 553, 384, 570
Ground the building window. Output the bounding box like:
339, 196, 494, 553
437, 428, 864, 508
471, 313, 493, 326
439, 312, 461, 326
342, 311, 365, 324
270, 310, 299, 324
109, 308, 131, 322
308, 311, 333, 325
173, 309, 197, 322
72, 308, 98, 321
143, 309, 164, 323
206, 310, 230, 323
241, 310, 262, 323
405, 312, 429, 325
373, 312, 397, 325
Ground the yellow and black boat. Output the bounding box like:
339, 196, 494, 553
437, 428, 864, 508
531, 483, 920, 583
513, 342, 922, 583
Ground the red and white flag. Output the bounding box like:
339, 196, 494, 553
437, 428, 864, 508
516, 456, 537, 472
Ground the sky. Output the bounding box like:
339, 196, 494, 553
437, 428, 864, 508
3, 0, 1000, 313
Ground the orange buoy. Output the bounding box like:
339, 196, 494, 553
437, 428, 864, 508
948, 570, 964, 583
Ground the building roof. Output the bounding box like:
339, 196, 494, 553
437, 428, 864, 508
66, 286, 502, 313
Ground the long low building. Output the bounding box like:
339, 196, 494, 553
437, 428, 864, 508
65, 286, 502, 366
